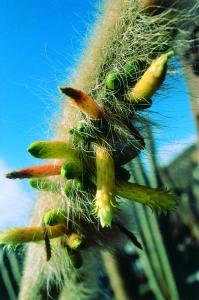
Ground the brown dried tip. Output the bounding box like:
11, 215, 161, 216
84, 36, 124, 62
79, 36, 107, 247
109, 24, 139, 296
60, 87, 103, 119
6, 163, 63, 179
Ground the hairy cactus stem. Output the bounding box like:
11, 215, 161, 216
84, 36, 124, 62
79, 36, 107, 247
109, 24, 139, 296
106, 59, 146, 92
6, 163, 64, 179
129, 51, 174, 103
60, 87, 103, 119
95, 145, 116, 227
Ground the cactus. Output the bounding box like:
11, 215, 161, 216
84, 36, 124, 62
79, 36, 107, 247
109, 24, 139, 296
3, 0, 199, 299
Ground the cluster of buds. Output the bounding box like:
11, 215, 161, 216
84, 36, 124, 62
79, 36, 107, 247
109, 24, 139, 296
2, 51, 178, 268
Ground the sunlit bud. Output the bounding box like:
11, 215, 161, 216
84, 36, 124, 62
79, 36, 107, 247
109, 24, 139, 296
0, 224, 67, 245
65, 233, 84, 250
117, 181, 179, 213
95, 146, 116, 227
29, 178, 60, 193
28, 140, 75, 159
6, 163, 63, 179
129, 51, 174, 103
60, 87, 103, 119
43, 209, 67, 226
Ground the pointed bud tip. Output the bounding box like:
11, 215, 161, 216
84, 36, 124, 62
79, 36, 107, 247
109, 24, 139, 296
28, 141, 47, 158
27, 142, 39, 157
60, 87, 81, 100
167, 50, 174, 58
6, 172, 17, 179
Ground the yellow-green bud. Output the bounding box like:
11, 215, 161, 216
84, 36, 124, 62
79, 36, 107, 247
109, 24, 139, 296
117, 181, 179, 213
61, 159, 83, 179
29, 178, 60, 193
95, 146, 116, 227
28, 141, 75, 159
0, 224, 66, 245
43, 209, 67, 226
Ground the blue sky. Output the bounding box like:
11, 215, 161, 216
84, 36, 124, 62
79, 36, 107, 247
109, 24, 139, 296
0, 0, 100, 168
0, 0, 196, 228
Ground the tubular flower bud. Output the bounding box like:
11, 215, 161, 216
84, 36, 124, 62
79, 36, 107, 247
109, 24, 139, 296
116, 181, 179, 213
129, 51, 174, 103
106, 72, 121, 91
29, 178, 61, 193
64, 233, 84, 250
29, 178, 83, 196
60, 158, 83, 180
0, 224, 67, 245
6, 163, 63, 179
43, 209, 67, 226
60, 87, 103, 119
28, 141, 76, 159
95, 146, 116, 228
